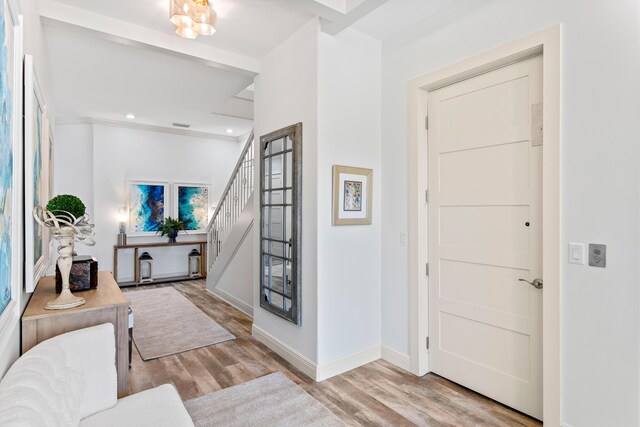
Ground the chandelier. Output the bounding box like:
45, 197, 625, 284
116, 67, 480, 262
170, 0, 217, 39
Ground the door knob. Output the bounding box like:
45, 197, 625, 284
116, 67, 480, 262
518, 278, 543, 289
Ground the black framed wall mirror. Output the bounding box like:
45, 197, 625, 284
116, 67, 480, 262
260, 123, 302, 325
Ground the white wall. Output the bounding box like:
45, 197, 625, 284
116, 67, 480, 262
54, 123, 244, 282
379, 1, 640, 426
53, 123, 94, 227
253, 18, 319, 363
212, 223, 254, 317
254, 19, 383, 373
316, 29, 381, 365
0, 0, 54, 377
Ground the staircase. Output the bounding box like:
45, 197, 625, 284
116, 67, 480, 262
206, 131, 255, 298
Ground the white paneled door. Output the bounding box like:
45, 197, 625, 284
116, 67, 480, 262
427, 55, 543, 419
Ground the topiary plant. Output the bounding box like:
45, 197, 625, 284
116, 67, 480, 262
46, 194, 86, 220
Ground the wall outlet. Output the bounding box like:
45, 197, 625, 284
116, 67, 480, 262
400, 232, 408, 247
588, 244, 606, 268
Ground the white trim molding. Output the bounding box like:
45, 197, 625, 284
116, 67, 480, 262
316, 346, 381, 381
381, 346, 411, 372
207, 287, 253, 318
407, 24, 561, 425
252, 324, 317, 380
252, 325, 384, 382
55, 117, 244, 143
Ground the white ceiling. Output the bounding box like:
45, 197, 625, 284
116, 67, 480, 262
44, 23, 255, 137
352, 0, 457, 40
42, 0, 487, 138
48, 0, 315, 59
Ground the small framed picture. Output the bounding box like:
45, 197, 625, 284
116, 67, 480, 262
332, 165, 373, 226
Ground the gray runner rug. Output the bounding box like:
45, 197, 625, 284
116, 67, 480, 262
185, 372, 345, 426
127, 287, 235, 360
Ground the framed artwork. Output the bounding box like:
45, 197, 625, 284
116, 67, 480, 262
332, 165, 373, 226
46, 117, 54, 199
173, 183, 210, 233
24, 54, 48, 292
42, 117, 55, 275
127, 181, 169, 235
0, 0, 21, 326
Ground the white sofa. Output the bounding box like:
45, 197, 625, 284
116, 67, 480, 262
0, 323, 194, 427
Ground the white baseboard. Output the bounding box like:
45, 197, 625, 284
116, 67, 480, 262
252, 324, 387, 382
251, 324, 317, 380
316, 345, 381, 381
381, 346, 411, 372
207, 287, 253, 318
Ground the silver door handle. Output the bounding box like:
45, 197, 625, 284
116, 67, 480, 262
519, 278, 543, 289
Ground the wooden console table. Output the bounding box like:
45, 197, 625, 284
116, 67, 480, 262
22, 271, 130, 397
113, 240, 207, 287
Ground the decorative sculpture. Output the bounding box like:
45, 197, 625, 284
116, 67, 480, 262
33, 207, 95, 309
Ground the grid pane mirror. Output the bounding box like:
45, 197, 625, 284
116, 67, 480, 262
260, 123, 302, 324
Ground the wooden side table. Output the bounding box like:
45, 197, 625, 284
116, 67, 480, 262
22, 271, 130, 397
113, 240, 207, 287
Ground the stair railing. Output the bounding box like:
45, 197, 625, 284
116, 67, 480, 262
207, 130, 255, 272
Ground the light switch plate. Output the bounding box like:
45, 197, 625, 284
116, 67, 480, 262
588, 243, 606, 268
568, 243, 585, 265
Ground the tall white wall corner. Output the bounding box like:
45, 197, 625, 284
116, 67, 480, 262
315, 346, 381, 381
252, 324, 318, 380
381, 346, 411, 372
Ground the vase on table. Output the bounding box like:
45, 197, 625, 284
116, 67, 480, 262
168, 229, 178, 244
49, 227, 85, 309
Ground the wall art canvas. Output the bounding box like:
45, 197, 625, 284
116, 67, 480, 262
332, 165, 373, 226
0, 0, 17, 318
46, 118, 54, 198
174, 183, 210, 232
128, 181, 168, 234
343, 180, 362, 211
24, 54, 48, 293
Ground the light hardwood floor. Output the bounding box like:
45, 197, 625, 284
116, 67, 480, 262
125, 280, 541, 427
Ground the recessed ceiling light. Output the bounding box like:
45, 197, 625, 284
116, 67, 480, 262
125, 114, 135, 119
226, 128, 234, 134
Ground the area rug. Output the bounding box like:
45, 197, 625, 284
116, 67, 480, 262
127, 287, 235, 360
185, 372, 345, 426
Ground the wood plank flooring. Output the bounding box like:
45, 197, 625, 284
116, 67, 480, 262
125, 280, 541, 427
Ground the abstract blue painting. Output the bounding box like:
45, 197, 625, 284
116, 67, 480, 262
0, 1, 13, 315
177, 185, 209, 231
130, 183, 166, 232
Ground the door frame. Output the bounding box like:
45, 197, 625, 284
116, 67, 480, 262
407, 25, 561, 424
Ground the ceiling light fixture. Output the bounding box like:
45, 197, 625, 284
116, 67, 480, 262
126, 114, 135, 119
170, 0, 217, 40
226, 128, 233, 134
